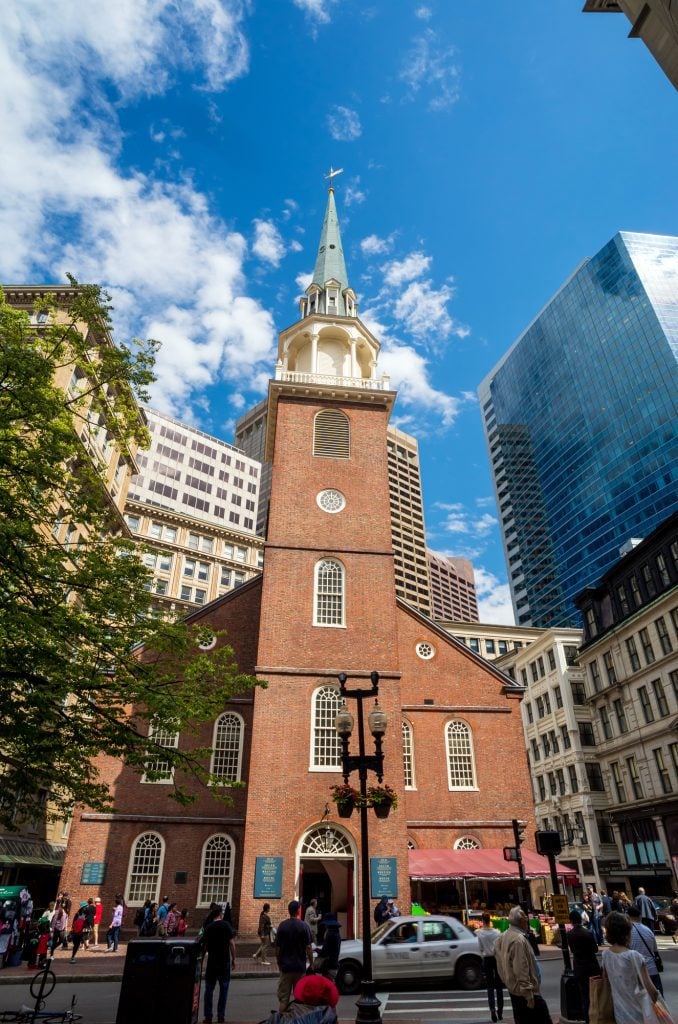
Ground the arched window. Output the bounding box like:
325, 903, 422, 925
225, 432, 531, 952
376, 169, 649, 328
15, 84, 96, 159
446, 720, 477, 790
141, 722, 179, 784
314, 558, 345, 627
313, 410, 350, 458
210, 713, 244, 783
402, 720, 416, 789
126, 832, 164, 905
199, 834, 235, 907
311, 686, 342, 770
301, 826, 353, 857
454, 836, 481, 850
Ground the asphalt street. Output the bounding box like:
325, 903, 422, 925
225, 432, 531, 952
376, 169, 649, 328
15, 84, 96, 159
1, 946, 677, 1023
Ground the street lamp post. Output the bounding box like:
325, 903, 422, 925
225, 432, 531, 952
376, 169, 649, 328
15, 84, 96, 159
335, 670, 387, 1024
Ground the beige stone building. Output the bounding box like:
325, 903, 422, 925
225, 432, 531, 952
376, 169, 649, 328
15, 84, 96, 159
437, 620, 542, 661
574, 513, 678, 897
583, 0, 678, 90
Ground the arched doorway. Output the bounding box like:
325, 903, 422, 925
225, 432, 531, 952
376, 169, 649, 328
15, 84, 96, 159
298, 823, 356, 939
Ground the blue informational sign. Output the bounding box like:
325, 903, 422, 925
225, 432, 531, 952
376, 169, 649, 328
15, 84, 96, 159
370, 857, 398, 898
80, 862, 107, 885
254, 856, 283, 898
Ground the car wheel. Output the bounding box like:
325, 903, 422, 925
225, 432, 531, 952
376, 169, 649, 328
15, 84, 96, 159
455, 955, 484, 990
337, 960, 363, 995
658, 919, 667, 935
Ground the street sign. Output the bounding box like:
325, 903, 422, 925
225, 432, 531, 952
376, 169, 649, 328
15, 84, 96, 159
552, 893, 569, 924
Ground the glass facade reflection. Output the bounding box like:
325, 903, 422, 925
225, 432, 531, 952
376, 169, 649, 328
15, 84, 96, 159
479, 231, 678, 628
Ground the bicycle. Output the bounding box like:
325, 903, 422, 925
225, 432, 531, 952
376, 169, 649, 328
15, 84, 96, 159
0, 956, 82, 1024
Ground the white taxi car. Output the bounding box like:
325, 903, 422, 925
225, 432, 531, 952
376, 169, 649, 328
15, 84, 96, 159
336, 915, 484, 994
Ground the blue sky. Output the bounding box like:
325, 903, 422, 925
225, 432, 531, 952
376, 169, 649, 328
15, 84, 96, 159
1, 1, 677, 622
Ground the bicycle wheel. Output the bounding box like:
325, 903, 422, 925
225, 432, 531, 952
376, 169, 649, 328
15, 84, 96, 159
29, 969, 56, 1000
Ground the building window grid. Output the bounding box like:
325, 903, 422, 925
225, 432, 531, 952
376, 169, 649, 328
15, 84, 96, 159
638, 686, 654, 724
142, 725, 179, 782
626, 636, 641, 672
614, 698, 628, 734
312, 687, 342, 769
446, 720, 476, 790
603, 651, 616, 685
611, 761, 626, 803
653, 748, 672, 794
655, 617, 673, 656
589, 660, 602, 692
652, 679, 670, 717
127, 833, 163, 904
627, 755, 643, 799
199, 835, 234, 907
211, 713, 243, 782
402, 721, 415, 789
639, 628, 655, 665
599, 706, 613, 740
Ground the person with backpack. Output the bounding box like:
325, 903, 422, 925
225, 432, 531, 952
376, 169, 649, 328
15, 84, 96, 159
50, 902, 68, 955
69, 904, 88, 963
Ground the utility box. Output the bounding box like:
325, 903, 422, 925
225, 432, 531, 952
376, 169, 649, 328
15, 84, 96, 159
116, 938, 204, 1024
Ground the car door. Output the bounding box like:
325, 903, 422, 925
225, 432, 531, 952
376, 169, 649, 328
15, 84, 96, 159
419, 918, 459, 978
375, 920, 424, 980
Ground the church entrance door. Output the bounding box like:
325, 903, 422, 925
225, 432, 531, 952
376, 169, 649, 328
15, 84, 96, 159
298, 824, 356, 939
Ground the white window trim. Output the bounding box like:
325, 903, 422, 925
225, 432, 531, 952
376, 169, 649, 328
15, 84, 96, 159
209, 712, 244, 784
309, 684, 343, 773
402, 719, 416, 790
445, 718, 478, 792
313, 558, 346, 629
125, 831, 165, 906
197, 833, 235, 908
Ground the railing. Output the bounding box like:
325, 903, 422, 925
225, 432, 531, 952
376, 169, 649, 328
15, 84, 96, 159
275, 369, 390, 390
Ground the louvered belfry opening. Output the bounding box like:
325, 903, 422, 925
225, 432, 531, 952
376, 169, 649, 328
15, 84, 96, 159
313, 409, 350, 458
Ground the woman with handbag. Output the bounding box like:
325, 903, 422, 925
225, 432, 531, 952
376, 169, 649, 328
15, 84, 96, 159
600, 912, 658, 1024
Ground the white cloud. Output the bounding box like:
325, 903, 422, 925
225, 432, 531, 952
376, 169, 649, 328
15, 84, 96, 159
0, 0, 277, 417
289, 239, 303, 253
360, 234, 394, 256
295, 270, 313, 292
395, 279, 458, 340
327, 105, 362, 142
474, 568, 515, 625
415, 5, 432, 19
439, 505, 498, 538
252, 219, 286, 266
377, 340, 460, 427
292, 0, 337, 31
344, 183, 366, 206
400, 28, 461, 111
282, 198, 299, 221
383, 251, 431, 286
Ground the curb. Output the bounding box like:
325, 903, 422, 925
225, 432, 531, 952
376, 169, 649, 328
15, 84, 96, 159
0, 968, 279, 986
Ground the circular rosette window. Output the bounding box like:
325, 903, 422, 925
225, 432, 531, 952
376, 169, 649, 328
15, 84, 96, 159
415, 641, 435, 660
316, 489, 346, 514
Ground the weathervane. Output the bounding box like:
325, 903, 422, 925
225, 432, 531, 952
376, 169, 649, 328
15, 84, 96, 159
324, 165, 344, 189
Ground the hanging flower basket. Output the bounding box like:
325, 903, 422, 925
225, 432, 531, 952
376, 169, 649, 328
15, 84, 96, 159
330, 784, 361, 818
367, 784, 398, 818
372, 797, 393, 819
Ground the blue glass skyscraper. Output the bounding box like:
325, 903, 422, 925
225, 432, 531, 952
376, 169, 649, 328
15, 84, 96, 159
478, 231, 678, 627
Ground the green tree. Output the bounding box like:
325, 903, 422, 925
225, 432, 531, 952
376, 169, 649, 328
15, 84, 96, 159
0, 282, 260, 829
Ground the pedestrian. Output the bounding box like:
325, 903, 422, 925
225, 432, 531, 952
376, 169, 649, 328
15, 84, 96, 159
50, 902, 68, 955
374, 896, 390, 926
156, 895, 170, 936
566, 910, 599, 1023
304, 898, 320, 943
600, 890, 612, 917
634, 888, 657, 933
314, 913, 341, 981
252, 902, 272, 964
177, 908, 188, 936
602, 911, 658, 1024
275, 899, 314, 1013
627, 906, 663, 996
388, 899, 401, 918
610, 891, 624, 914
292, 974, 340, 1018
92, 897, 103, 947
166, 902, 180, 937
106, 895, 124, 952
587, 886, 604, 945
83, 898, 96, 948
69, 904, 88, 963
43, 901, 56, 925
477, 911, 504, 1022
495, 906, 553, 1024
202, 905, 236, 1024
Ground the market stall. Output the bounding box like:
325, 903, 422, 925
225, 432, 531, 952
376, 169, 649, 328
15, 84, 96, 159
409, 848, 573, 941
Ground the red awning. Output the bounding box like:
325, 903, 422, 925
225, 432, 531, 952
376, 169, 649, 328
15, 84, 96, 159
409, 848, 572, 881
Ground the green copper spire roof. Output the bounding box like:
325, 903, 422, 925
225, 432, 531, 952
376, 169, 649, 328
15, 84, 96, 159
311, 188, 349, 292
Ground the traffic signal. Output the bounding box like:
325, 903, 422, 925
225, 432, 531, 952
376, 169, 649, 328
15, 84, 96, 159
512, 819, 526, 848
535, 830, 562, 856
503, 846, 519, 862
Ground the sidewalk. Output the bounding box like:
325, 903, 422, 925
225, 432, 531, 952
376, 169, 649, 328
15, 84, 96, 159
0, 943, 279, 985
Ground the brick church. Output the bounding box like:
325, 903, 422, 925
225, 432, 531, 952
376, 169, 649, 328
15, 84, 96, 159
59, 185, 536, 939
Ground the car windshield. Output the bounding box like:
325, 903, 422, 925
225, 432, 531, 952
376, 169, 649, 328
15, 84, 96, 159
653, 898, 671, 910
372, 920, 398, 943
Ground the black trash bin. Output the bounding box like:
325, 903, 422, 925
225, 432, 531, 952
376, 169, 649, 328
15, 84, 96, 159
116, 938, 204, 1024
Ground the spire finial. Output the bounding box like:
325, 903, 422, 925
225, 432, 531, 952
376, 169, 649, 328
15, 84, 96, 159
324, 166, 344, 191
